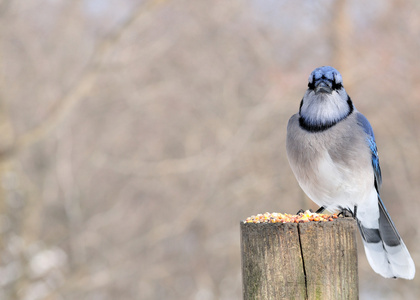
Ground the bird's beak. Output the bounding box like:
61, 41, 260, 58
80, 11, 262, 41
314, 81, 333, 94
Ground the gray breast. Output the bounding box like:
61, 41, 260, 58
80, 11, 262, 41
286, 112, 372, 196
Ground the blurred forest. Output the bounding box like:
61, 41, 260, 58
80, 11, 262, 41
0, 0, 420, 299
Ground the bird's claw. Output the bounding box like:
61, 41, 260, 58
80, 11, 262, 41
296, 209, 305, 215
337, 205, 358, 218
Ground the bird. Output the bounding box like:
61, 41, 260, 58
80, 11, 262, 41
286, 66, 415, 279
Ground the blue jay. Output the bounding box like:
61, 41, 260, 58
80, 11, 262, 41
286, 66, 415, 279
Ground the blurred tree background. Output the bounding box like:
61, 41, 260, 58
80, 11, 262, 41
0, 0, 419, 299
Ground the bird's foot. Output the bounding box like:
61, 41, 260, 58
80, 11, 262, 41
338, 206, 358, 218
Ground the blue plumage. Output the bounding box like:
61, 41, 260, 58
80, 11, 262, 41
357, 113, 382, 189
368, 136, 382, 190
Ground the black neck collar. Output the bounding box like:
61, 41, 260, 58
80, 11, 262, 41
299, 96, 354, 133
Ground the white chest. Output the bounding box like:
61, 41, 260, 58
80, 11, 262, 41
295, 149, 374, 211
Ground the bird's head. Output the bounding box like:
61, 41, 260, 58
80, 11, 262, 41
307, 66, 343, 95
299, 66, 353, 131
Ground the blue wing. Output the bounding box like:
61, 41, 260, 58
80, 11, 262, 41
356, 112, 382, 190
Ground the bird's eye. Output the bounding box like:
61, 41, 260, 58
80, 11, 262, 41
332, 80, 343, 90
332, 73, 343, 90
308, 75, 316, 89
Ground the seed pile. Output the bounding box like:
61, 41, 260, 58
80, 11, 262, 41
244, 210, 338, 224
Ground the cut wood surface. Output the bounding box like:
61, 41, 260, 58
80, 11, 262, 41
241, 217, 358, 300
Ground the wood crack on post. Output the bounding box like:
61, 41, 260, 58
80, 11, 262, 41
297, 223, 309, 300
241, 217, 358, 300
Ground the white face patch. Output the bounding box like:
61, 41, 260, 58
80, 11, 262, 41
300, 90, 350, 126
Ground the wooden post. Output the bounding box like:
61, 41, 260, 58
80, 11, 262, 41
241, 218, 358, 300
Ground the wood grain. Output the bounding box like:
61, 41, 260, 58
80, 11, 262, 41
241, 218, 358, 300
